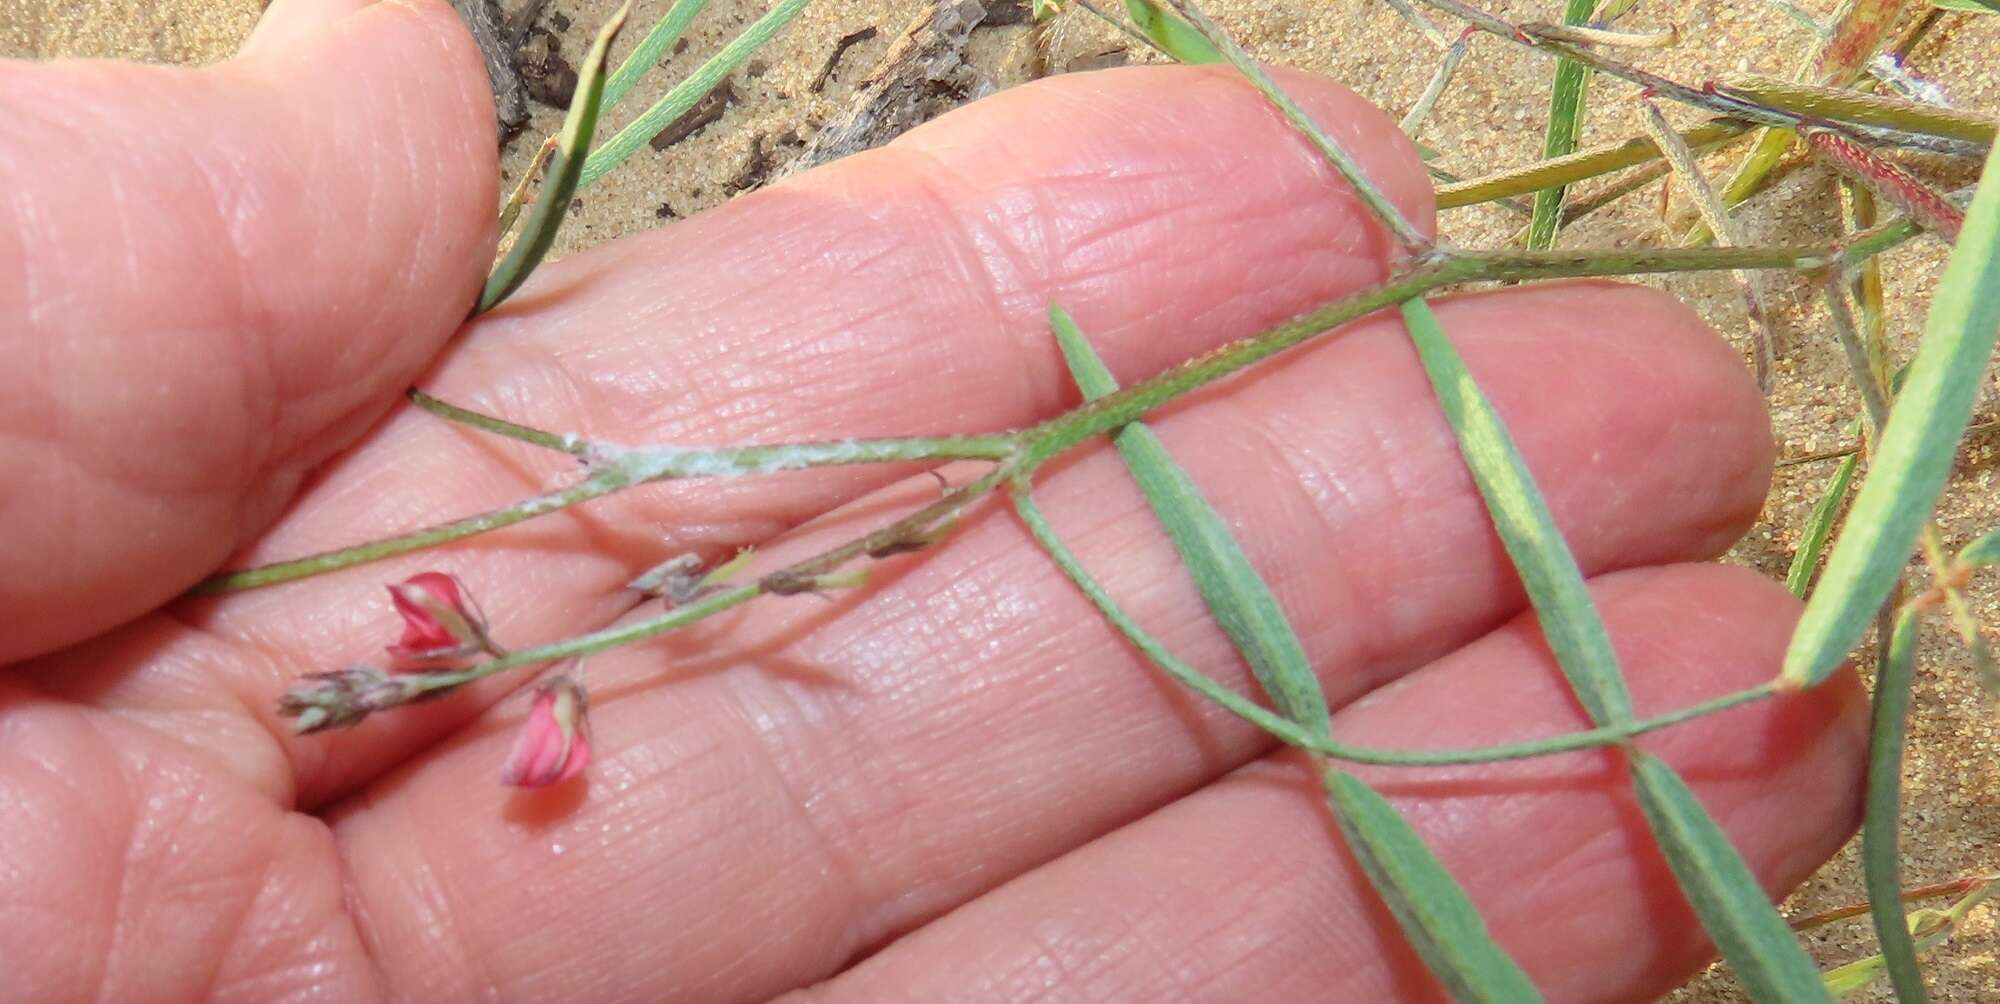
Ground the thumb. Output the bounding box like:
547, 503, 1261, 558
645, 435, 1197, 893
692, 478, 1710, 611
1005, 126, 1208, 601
0, 0, 497, 663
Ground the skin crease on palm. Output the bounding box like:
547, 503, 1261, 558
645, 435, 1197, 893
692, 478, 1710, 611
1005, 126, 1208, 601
0, 0, 1870, 1001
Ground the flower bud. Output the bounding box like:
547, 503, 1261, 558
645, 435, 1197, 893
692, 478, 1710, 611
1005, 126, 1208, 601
386, 572, 499, 664
277, 666, 433, 733
501, 675, 592, 787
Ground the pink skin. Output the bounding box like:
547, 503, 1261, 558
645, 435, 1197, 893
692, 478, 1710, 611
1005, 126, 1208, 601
0, 2, 1862, 1002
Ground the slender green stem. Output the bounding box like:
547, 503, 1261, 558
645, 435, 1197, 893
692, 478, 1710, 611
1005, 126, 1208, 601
221, 220, 1934, 598
1166, 0, 1432, 251
1824, 282, 1891, 432
195, 473, 628, 593
410, 389, 592, 458
1012, 485, 1775, 766
1864, 606, 1928, 1001
415, 581, 764, 692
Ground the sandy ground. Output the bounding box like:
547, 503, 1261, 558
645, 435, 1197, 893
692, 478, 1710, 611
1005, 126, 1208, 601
8, 1, 1998, 1000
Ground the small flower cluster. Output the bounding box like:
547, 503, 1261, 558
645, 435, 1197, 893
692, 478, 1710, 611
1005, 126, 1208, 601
275, 572, 590, 787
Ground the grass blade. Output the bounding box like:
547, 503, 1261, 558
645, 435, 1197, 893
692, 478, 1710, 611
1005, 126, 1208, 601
1786, 451, 1861, 597
1781, 138, 2000, 688
602, 0, 712, 112
1323, 770, 1545, 1002
1124, 0, 1221, 63
1629, 752, 1836, 1002
476, 2, 630, 314
1398, 297, 1632, 723
1863, 607, 1928, 1001
1524, 0, 1599, 249
581, 0, 811, 187
1050, 305, 1328, 735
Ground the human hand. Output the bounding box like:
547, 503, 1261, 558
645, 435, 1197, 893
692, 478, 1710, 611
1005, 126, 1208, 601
0, 2, 1864, 1000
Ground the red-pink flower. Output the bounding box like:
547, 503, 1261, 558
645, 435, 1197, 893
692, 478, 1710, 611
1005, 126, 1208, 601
385, 572, 497, 665
501, 675, 592, 787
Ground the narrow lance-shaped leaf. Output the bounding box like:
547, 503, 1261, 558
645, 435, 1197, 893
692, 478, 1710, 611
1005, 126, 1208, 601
1050, 305, 1328, 736
1323, 771, 1544, 1003
1124, 0, 1221, 63
1401, 298, 1827, 999
1782, 137, 2000, 688
476, 2, 630, 314
1862, 607, 1929, 1001
1628, 752, 1837, 1002
1397, 297, 1631, 724
582, 0, 811, 187
1009, 488, 1332, 753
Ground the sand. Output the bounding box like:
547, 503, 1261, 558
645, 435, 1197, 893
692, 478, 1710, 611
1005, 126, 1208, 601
8, 1, 1997, 1000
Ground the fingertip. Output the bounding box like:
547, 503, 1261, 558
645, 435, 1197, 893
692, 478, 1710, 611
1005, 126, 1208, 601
1433, 280, 1777, 550
890, 62, 1435, 247
240, 0, 376, 59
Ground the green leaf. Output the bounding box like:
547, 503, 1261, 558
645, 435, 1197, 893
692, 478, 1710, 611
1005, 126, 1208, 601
1628, 753, 1835, 1002
1323, 771, 1545, 1003
1823, 953, 1889, 997
582, 0, 811, 187
1049, 305, 1329, 735
1863, 607, 1929, 1002
1525, 0, 1598, 249
1957, 528, 2000, 567
1009, 489, 1333, 754
1398, 297, 1632, 724
476, 2, 630, 314
603, 0, 713, 111
1930, 0, 1998, 13
1124, 0, 1222, 63
1782, 138, 2000, 688
1787, 452, 1861, 597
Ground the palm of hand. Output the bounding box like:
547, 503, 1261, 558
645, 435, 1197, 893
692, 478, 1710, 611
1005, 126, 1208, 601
0, 3, 1862, 1001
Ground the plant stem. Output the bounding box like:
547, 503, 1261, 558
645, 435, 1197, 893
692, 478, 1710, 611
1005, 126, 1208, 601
1166, 0, 1432, 251
410, 389, 594, 458
212, 216, 1938, 596
195, 473, 629, 593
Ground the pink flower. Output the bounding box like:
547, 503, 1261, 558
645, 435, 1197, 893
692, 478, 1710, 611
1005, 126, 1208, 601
385, 572, 497, 665
501, 675, 592, 787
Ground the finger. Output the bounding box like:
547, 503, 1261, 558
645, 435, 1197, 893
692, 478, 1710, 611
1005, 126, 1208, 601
331, 282, 1777, 1003
33, 66, 1433, 801
798, 565, 1866, 1004
241, 0, 375, 56
0, 0, 496, 662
